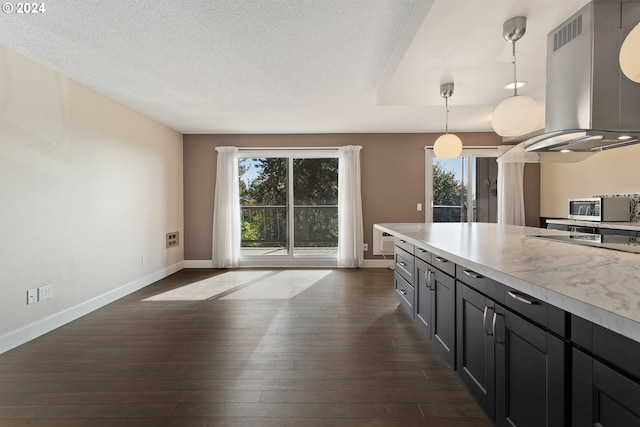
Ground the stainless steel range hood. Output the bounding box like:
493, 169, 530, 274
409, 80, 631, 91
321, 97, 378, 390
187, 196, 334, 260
505, 0, 640, 161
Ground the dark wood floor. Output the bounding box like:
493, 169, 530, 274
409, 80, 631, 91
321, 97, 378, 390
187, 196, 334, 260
0, 268, 491, 426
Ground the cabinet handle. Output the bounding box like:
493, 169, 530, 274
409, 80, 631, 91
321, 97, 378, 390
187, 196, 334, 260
417, 248, 427, 253
427, 269, 436, 291
399, 289, 407, 295
463, 269, 483, 279
492, 313, 503, 344
483, 306, 494, 336
507, 291, 537, 305
434, 256, 448, 263
399, 261, 407, 267
400, 240, 407, 243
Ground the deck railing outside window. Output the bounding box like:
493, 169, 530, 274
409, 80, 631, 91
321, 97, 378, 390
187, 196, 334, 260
241, 205, 338, 248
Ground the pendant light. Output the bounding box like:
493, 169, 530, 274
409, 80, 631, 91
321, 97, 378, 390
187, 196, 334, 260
620, 22, 640, 83
491, 16, 540, 137
433, 82, 463, 159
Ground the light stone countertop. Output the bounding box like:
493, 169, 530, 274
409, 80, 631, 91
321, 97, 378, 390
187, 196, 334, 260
546, 218, 640, 231
376, 222, 640, 344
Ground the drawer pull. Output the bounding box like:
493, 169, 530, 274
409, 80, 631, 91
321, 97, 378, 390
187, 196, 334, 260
400, 240, 407, 243
483, 306, 494, 336
434, 256, 448, 263
463, 269, 483, 279
426, 269, 435, 290
417, 248, 427, 253
399, 261, 407, 267
507, 291, 537, 305
492, 313, 503, 344
399, 289, 407, 295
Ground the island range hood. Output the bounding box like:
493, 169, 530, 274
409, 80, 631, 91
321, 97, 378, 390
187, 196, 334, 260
513, 0, 640, 160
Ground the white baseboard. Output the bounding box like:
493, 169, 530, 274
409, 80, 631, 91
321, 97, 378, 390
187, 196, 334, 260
184, 259, 392, 269
0, 262, 184, 355
183, 260, 215, 268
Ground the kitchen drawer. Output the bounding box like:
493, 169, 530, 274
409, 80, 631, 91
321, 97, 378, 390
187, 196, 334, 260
394, 272, 414, 318
456, 265, 487, 293
414, 245, 431, 263
501, 285, 567, 336
394, 238, 414, 255
394, 245, 414, 284
430, 252, 455, 277
502, 285, 548, 328
571, 314, 640, 381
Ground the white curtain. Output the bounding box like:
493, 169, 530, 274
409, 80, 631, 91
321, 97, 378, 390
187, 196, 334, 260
497, 158, 526, 225
337, 145, 363, 267
212, 146, 241, 268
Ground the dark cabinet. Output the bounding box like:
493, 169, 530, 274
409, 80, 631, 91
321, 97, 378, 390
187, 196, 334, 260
456, 282, 495, 419
572, 349, 640, 426
414, 258, 432, 340
414, 256, 456, 367
494, 305, 566, 427
431, 263, 455, 367
457, 271, 567, 427
394, 242, 415, 318
394, 272, 414, 318
571, 315, 640, 426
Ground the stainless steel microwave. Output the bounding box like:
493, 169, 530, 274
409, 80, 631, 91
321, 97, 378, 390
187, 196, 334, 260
568, 197, 631, 222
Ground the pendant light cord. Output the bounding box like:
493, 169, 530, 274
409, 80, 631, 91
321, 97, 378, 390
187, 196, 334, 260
444, 95, 449, 134
512, 41, 518, 96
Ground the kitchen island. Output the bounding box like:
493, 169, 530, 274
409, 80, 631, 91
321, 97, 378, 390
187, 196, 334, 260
376, 222, 640, 343
376, 222, 640, 426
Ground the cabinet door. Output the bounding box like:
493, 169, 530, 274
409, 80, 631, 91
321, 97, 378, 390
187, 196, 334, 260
494, 306, 566, 427
456, 282, 495, 419
431, 267, 455, 367
573, 348, 640, 427
414, 258, 433, 340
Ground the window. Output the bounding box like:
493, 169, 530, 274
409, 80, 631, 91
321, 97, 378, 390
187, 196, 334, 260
238, 149, 339, 265
425, 147, 506, 223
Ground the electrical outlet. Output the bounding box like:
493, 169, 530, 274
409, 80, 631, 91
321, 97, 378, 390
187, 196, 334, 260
26, 289, 37, 305
39, 285, 51, 300
363, 243, 368, 252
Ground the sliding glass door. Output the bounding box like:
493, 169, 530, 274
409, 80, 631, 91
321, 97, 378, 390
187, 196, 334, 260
425, 148, 502, 224
239, 150, 338, 261
292, 158, 338, 255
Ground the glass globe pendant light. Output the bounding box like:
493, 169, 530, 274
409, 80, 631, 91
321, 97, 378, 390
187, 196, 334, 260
620, 22, 640, 83
433, 82, 463, 159
491, 16, 540, 137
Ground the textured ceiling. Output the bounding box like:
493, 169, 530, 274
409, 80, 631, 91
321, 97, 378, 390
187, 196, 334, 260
1, 0, 591, 134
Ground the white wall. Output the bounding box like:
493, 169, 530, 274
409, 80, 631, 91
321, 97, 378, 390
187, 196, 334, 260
540, 144, 640, 218
0, 45, 184, 350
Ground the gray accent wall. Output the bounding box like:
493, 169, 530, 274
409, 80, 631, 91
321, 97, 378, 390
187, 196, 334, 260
183, 133, 540, 261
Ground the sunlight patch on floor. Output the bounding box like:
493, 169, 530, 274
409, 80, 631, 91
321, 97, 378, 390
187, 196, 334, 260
143, 270, 275, 301
143, 270, 333, 301
219, 270, 332, 300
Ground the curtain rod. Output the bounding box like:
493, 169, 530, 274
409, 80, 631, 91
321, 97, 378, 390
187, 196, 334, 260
238, 147, 349, 151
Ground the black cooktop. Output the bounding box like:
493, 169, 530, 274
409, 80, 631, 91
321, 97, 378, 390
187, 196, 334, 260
528, 234, 640, 254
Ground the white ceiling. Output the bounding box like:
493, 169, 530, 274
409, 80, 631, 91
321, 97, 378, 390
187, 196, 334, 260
1, 0, 591, 134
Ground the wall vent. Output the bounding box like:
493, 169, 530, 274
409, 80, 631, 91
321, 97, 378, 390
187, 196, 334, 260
553, 14, 582, 52
373, 226, 394, 255
166, 231, 179, 248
